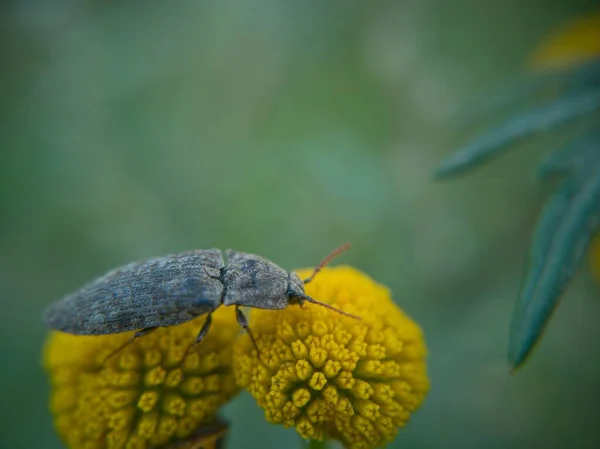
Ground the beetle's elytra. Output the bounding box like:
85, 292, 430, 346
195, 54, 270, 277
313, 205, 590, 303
44, 245, 358, 352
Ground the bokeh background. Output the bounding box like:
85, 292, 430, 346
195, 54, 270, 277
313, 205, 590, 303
2, 1, 600, 448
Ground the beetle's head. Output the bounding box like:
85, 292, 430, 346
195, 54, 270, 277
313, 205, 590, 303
285, 244, 360, 320
286, 271, 306, 302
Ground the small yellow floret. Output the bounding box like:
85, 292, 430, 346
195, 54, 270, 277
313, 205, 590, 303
233, 266, 429, 449
44, 307, 240, 449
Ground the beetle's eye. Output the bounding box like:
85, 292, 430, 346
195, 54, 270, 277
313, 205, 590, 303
288, 296, 302, 305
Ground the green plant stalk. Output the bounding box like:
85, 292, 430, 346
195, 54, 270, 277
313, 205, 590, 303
305, 438, 329, 449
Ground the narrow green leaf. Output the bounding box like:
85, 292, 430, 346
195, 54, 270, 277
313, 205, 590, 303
456, 58, 600, 127
508, 155, 600, 369
564, 57, 600, 93
537, 127, 600, 178
434, 87, 600, 179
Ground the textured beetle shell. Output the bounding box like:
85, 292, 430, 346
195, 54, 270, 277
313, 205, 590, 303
44, 249, 225, 334
222, 250, 292, 310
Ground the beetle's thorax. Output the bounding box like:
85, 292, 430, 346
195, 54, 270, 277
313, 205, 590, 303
221, 251, 291, 310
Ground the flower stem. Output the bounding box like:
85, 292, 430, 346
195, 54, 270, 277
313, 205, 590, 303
305, 439, 329, 449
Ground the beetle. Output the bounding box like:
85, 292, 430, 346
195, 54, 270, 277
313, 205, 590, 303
44, 244, 358, 354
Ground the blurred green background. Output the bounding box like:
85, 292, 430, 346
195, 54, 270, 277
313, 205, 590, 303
2, 1, 600, 448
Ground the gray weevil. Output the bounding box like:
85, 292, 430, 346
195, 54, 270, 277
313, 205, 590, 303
44, 244, 358, 354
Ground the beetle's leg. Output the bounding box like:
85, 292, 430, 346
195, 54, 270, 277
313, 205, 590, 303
235, 306, 261, 360
178, 314, 214, 371
192, 313, 213, 346
103, 327, 158, 363
129, 327, 158, 344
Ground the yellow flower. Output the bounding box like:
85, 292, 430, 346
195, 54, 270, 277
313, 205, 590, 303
43, 307, 240, 449
233, 266, 429, 449
589, 234, 600, 282
530, 10, 600, 70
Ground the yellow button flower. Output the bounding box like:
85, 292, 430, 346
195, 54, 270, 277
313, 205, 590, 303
590, 234, 600, 282
233, 266, 429, 449
43, 307, 240, 449
530, 11, 600, 70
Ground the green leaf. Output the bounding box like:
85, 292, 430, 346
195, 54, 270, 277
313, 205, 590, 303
537, 127, 600, 178
455, 58, 600, 127
434, 86, 600, 179
508, 155, 600, 369
564, 57, 600, 93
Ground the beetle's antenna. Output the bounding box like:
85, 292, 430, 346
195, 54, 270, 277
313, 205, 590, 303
304, 243, 351, 284
301, 295, 360, 320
